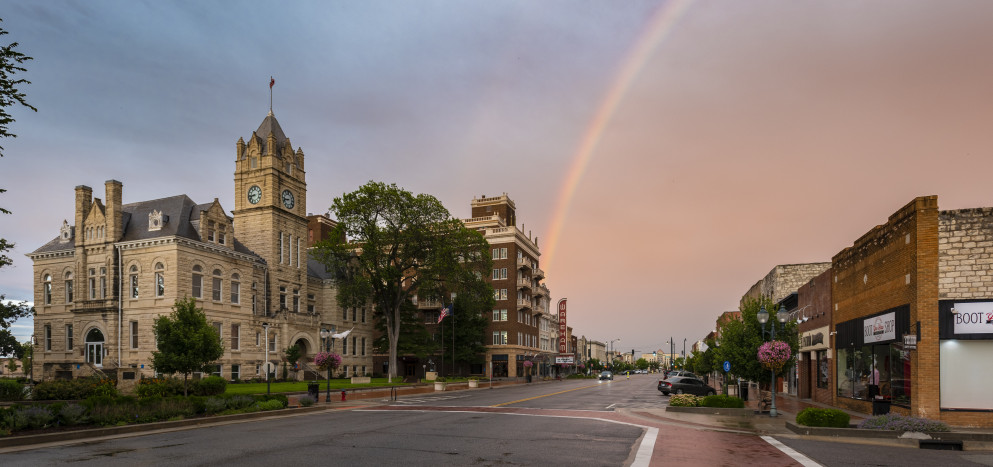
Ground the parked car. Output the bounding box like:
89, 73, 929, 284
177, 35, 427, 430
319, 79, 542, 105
667, 370, 699, 380
657, 376, 716, 396
599, 371, 613, 381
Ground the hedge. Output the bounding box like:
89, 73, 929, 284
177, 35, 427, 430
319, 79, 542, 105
795, 407, 850, 428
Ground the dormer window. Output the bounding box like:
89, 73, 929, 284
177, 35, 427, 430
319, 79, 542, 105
218, 226, 226, 245
207, 220, 215, 242
149, 210, 167, 231
60, 220, 72, 243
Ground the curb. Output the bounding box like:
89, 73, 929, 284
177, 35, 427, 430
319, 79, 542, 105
785, 421, 993, 442
665, 406, 754, 417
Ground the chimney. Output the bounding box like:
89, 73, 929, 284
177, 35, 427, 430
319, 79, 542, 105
74, 185, 92, 240
105, 180, 123, 241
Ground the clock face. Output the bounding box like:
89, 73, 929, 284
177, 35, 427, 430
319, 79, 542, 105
282, 189, 295, 209
247, 185, 262, 204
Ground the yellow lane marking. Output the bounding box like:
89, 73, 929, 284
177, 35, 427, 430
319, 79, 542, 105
491, 384, 604, 407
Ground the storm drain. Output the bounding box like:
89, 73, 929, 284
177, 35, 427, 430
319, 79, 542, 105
919, 440, 963, 450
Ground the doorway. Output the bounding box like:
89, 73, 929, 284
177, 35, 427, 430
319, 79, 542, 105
85, 328, 105, 367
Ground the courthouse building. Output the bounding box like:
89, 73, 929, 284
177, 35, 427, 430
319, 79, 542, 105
28, 110, 374, 382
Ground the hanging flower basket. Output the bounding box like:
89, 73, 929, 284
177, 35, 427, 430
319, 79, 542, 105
313, 352, 342, 371
523, 360, 533, 368
757, 341, 791, 371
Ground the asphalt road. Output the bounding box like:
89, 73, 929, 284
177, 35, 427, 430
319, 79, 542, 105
3, 374, 989, 466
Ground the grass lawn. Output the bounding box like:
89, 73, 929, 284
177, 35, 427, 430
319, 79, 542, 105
223, 377, 480, 395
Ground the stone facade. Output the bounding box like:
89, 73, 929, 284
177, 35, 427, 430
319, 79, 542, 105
939, 208, 993, 299
741, 263, 831, 307
29, 111, 374, 382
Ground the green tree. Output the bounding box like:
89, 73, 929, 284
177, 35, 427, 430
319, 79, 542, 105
439, 272, 495, 373
586, 358, 602, 372
648, 360, 661, 372
0, 19, 37, 358
635, 358, 649, 371
151, 298, 224, 395
284, 344, 302, 369
372, 299, 436, 361
313, 182, 491, 382
714, 296, 798, 386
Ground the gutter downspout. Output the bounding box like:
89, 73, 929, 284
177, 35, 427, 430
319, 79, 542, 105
117, 244, 122, 368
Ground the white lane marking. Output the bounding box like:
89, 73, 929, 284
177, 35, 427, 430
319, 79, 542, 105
631, 427, 657, 467
761, 435, 823, 467
606, 403, 617, 409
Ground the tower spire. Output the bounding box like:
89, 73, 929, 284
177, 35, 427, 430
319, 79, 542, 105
269, 76, 275, 115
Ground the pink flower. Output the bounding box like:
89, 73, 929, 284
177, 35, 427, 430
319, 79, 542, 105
314, 352, 342, 371
757, 341, 791, 370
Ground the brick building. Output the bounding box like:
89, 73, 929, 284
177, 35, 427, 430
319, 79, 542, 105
832, 196, 993, 427
28, 111, 374, 383
462, 194, 556, 378
795, 269, 832, 405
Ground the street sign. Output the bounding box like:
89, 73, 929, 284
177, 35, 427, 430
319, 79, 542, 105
903, 334, 917, 350
263, 362, 277, 376
723, 361, 731, 372
556, 356, 574, 364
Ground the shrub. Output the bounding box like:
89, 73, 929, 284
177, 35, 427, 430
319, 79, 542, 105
193, 376, 227, 396
857, 413, 950, 432
701, 394, 745, 408
255, 400, 284, 411
298, 395, 316, 407
14, 406, 56, 430
255, 393, 288, 408
136, 378, 184, 398
226, 395, 256, 410
0, 379, 25, 401
32, 378, 117, 400
57, 403, 89, 426
204, 397, 228, 414
796, 407, 851, 428
668, 394, 702, 407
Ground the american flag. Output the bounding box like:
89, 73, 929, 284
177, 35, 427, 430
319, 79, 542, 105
438, 304, 452, 324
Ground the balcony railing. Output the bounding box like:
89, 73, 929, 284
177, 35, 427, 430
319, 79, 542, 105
517, 278, 532, 290
534, 285, 549, 298
517, 299, 532, 310
517, 257, 532, 270
72, 299, 118, 313
533, 267, 545, 279
417, 300, 443, 310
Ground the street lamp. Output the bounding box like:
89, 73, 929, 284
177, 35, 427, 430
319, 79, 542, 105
756, 304, 789, 417
610, 338, 620, 369
683, 338, 687, 363
320, 325, 337, 403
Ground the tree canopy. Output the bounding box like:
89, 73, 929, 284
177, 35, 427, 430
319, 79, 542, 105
151, 298, 224, 395
0, 18, 36, 357
313, 181, 492, 381
714, 296, 798, 385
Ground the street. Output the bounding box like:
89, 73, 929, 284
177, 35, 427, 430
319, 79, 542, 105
2, 375, 988, 466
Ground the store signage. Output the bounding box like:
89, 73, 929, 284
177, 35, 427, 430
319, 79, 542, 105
558, 298, 568, 353
863, 311, 896, 343
903, 334, 917, 350
723, 361, 731, 372
952, 302, 993, 334
556, 356, 574, 364
800, 326, 829, 350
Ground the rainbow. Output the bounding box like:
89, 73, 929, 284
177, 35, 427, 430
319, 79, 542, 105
543, 0, 694, 272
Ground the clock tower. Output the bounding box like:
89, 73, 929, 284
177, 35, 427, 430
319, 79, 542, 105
233, 110, 309, 315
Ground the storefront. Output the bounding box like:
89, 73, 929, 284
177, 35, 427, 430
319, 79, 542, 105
798, 326, 831, 403
939, 300, 993, 412
835, 305, 912, 408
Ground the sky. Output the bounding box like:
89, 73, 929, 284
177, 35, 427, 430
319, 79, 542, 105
3, 0, 993, 356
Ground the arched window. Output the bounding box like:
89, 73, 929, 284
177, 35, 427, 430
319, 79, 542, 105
129, 265, 139, 298
155, 262, 165, 297
230, 273, 240, 304
43, 274, 52, 305
64, 271, 74, 303
212, 269, 223, 302
192, 265, 203, 299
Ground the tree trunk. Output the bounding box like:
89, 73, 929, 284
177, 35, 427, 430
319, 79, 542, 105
387, 305, 400, 383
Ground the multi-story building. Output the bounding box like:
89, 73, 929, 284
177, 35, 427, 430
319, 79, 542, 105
462, 194, 553, 378
28, 110, 374, 383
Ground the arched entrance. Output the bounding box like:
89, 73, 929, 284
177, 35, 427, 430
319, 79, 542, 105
85, 328, 105, 367
293, 338, 311, 360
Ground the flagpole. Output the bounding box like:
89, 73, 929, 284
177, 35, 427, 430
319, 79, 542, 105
440, 305, 444, 378
452, 302, 455, 376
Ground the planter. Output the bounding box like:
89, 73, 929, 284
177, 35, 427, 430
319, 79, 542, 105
350, 376, 371, 384
425, 371, 438, 381
434, 382, 447, 391
468, 380, 479, 388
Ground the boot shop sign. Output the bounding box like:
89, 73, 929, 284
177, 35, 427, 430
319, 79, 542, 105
953, 302, 993, 335
864, 311, 896, 343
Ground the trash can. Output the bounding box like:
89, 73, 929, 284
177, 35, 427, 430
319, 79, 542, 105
872, 398, 891, 416
739, 382, 749, 401
307, 382, 319, 400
